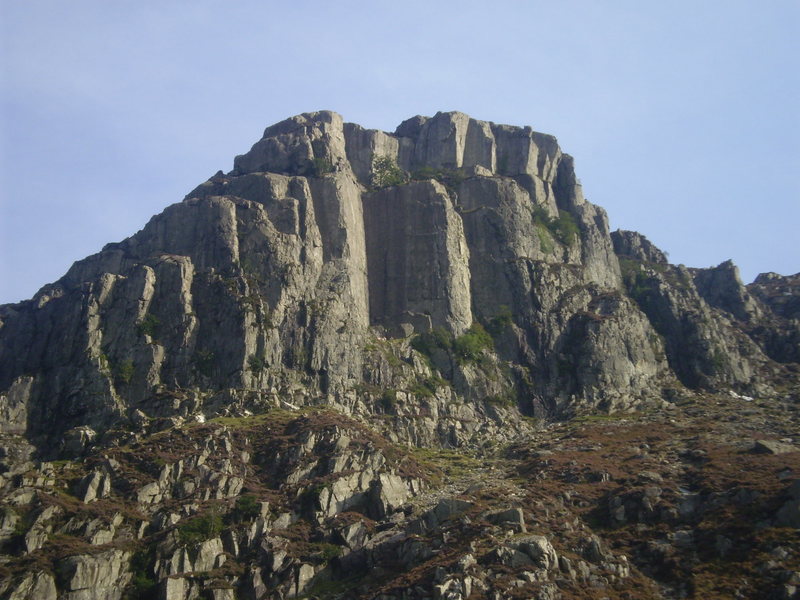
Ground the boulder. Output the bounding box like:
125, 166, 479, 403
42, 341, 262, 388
6, 571, 57, 600
753, 439, 798, 455
485, 507, 526, 532
57, 549, 131, 600
513, 535, 559, 570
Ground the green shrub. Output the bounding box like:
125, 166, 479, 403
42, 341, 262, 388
371, 155, 408, 188
487, 305, 513, 337
621, 262, 653, 303
410, 378, 438, 398
311, 157, 334, 176
136, 314, 160, 339
553, 210, 580, 245
128, 572, 158, 600
231, 494, 261, 522
128, 548, 157, 600
314, 542, 343, 562
427, 372, 450, 389
411, 327, 453, 359
537, 224, 555, 254
453, 323, 494, 363
532, 206, 580, 247
381, 389, 398, 411
410, 374, 449, 397
115, 359, 135, 385
532, 204, 551, 226
248, 354, 266, 374
411, 323, 494, 366
177, 512, 223, 546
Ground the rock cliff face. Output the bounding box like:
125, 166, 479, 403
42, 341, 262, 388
0, 111, 652, 447
0, 111, 798, 600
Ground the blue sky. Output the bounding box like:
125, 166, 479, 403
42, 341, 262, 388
2, 1, 798, 303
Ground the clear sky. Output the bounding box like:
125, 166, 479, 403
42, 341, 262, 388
2, 1, 798, 304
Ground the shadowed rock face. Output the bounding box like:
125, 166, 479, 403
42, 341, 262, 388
0, 110, 795, 454
363, 180, 472, 337
0, 111, 798, 600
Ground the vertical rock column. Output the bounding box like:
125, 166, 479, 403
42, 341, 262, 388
305, 171, 371, 385
363, 180, 472, 337
230, 111, 372, 388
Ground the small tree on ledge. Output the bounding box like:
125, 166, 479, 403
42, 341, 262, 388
371, 155, 408, 189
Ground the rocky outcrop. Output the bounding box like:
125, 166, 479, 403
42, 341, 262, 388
0, 110, 666, 454
363, 180, 472, 337
5, 571, 57, 600
0, 110, 797, 599
692, 260, 762, 323
612, 229, 668, 265
57, 549, 131, 600
612, 230, 783, 392
750, 272, 800, 320
746, 272, 800, 364
1, 110, 795, 451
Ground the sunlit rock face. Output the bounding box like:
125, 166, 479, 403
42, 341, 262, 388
1, 110, 794, 452
0, 111, 798, 600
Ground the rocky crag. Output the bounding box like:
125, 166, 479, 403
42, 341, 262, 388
1, 111, 798, 599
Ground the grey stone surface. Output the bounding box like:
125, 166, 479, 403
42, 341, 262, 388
753, 439, 798, 455
693, 260, 762, 322
486, 506, 526, 531
1, 109, 794, 454
0, 110, 798, 600
58, 549, 131, 600
6, 571, 57, 600
612, 230, 668, 265
363, 180, 472, 336
514, 535, 559, 570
